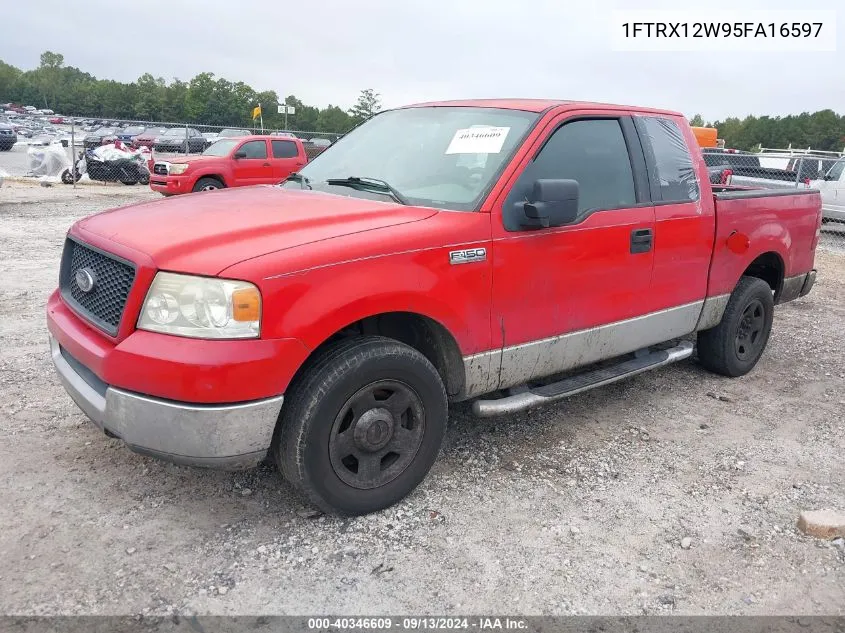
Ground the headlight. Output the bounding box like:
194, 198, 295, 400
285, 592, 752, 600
168, 163, 189, 175
138, 272, 261, 339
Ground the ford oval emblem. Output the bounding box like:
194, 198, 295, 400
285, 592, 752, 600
74, 268, 96, 293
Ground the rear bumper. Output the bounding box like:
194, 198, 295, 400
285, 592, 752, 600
779, 270, 816, 304
799, 269, 816, 297
821, 205, 845, 221
50, 335, 283, 469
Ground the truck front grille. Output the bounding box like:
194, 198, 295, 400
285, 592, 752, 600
59, 238, 136, 336
153, 163, 168, 176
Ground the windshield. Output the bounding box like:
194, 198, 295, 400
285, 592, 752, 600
219, 129, 249, 137
94, 127, 116, 135
286, 106, 538, 211
203, 139, 239, 156
164, 129, 186, 137
825, 159, 845, 181
121, 126, 145, 135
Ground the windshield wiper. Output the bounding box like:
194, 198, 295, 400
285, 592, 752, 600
283, 172, 311, 189
325, 176, 408, 205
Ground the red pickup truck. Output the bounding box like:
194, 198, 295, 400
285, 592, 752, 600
47, 99, 820, 515
149, 135, 307, 195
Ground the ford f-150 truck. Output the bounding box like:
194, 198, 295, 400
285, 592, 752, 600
47, 99, 821, 515
149, 135, 307, 195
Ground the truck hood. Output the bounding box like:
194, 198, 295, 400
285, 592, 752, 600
75, 186, 438, 275
158, 155, 221, 166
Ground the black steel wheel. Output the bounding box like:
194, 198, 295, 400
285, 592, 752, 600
734, 298, 765, 362
698, 276, 774, 377
274, 336, 447, 515
328, 380, 426, 490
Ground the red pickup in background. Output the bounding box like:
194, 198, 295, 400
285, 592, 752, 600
149, 135, 307, 195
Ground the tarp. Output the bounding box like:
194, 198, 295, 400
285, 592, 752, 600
26, 143, 71, 178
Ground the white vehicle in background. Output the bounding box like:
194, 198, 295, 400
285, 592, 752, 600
814, 159, 845, 223
726, 153, 841, 191
758, 146, 844, 169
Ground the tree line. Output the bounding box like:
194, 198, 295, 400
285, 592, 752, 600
0, 52, 381, 134
690, 111, 845, 152
4, 52, 842, 148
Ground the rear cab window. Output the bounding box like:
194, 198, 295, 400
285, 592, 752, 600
635, 116, 699, 202
272, 140, 299, 158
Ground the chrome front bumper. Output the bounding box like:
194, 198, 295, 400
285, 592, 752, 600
49, 336, 284, 469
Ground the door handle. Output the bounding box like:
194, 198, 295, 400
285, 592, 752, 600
262, 162, 271, 167
630, 228, 653, 254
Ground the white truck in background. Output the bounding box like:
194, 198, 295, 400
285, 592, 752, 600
815, 158, 845, 223
724, 153, 841, 192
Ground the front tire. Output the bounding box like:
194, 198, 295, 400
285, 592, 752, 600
192, 177, 224, 192
697, 276, 774, 377
274, 336, 448, 515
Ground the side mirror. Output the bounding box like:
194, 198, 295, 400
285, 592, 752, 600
233, 151, 247, 159
521, 179, 579, 228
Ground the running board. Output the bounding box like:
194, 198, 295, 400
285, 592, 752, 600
471, 341, 694, 418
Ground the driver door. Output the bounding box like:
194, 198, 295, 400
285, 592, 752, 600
489, 111, 659, 390
232, 140, 273, 185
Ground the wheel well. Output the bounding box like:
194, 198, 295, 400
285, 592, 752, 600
301, 312, 466, 399
742, 252, 784, 298
196, 174, 225, 187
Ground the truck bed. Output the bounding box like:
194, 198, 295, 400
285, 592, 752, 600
706, 188, 821, 298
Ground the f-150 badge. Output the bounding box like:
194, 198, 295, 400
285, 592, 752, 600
449, 248, 487, 265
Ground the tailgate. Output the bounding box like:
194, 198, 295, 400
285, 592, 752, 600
707, 189, 821, 297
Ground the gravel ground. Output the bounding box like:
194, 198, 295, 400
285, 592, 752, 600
1, 181, 843, 616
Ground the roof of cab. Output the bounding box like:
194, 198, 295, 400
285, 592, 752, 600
213, 134, 300, 141
403, 98, 683, 118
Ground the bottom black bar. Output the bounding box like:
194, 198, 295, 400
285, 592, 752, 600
1, 616, 844, 633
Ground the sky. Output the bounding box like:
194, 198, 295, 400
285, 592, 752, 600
2, 0, 843, 121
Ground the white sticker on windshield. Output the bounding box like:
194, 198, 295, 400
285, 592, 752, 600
445, 126, 510, 155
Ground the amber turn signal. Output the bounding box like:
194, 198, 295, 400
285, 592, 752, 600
232, 287, 261, 322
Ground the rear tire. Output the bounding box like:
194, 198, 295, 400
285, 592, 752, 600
274, 336, 448, 516
697, 276, 774, 377
192, 177, 224, 192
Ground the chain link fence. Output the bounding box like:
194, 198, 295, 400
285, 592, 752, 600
2, 112, 844, 251
703, 147, 845, 252
0, 114, 340, 187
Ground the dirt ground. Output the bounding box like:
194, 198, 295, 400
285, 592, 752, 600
0, 180, 843, 616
